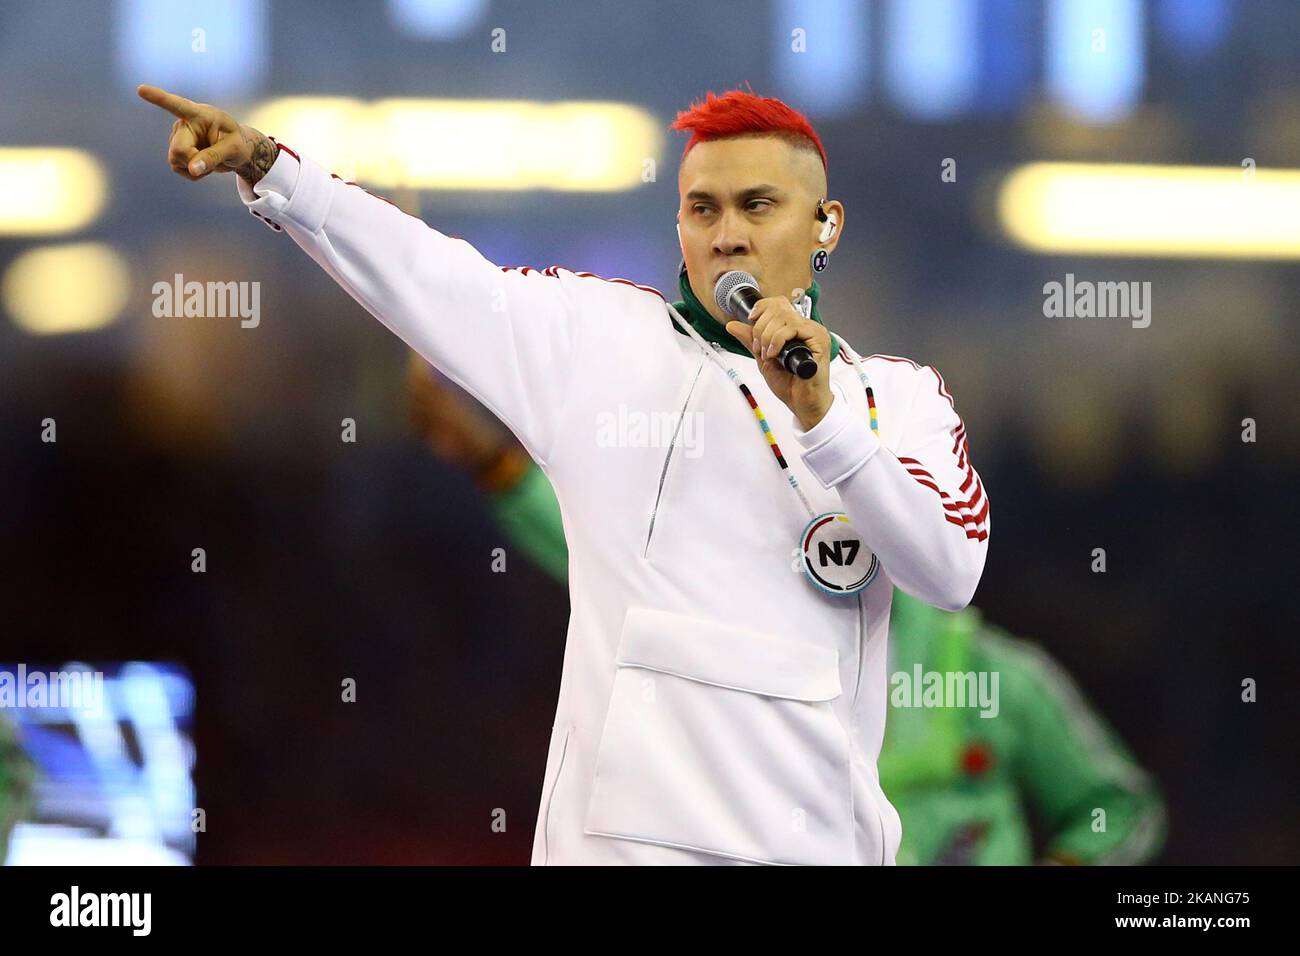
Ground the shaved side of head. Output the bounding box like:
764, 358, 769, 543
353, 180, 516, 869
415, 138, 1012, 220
678, 132, 828, 200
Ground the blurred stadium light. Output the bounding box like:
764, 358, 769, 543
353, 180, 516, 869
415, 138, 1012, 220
0, 149, 107, 236
245, 97, 663, 190
1046, 0, 1145, 123
772, 0, 870, 118
884, 0, 979, 120
2, 243, 131, 335
114, 0, 268, 100
387, 0, 488, 40
997, 161, 1300, 258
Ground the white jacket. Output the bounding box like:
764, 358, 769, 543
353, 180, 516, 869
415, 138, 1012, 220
236, 144, 990, 865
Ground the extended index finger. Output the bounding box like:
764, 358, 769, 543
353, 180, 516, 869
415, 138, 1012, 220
137, 84, 203, 120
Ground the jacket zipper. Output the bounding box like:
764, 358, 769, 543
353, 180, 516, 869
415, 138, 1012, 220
541, 725, 571, 865
642, 362, 705, 557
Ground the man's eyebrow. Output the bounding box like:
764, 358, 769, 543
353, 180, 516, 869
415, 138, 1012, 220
685, 184, 786, 202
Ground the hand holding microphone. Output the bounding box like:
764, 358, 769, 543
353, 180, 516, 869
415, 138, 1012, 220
716, 271, 834, 430
714, 271, 818, 379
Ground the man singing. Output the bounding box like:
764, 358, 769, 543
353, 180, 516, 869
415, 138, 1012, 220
140, 84, 990, 865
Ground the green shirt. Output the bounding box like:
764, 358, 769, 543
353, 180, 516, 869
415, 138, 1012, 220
0, 715, 35, 864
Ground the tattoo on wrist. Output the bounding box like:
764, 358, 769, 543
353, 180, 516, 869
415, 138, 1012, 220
234, 127, 277, 185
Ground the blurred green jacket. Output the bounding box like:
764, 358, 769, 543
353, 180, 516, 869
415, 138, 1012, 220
0, 713, 36, 864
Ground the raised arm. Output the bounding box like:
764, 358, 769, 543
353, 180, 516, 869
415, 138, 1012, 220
139, 84, 590, 465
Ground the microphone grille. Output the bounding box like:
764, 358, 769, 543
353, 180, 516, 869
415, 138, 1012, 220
714, 270, 758, 316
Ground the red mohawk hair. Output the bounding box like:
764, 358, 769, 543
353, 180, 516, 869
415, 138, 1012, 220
671, 87, 827, 174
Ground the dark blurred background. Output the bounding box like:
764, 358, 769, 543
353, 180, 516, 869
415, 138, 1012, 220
1, 0, 1297, 863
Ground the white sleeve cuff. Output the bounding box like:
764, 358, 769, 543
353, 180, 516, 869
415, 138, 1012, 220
235, 146, 333, 235
793, 393, 882, 488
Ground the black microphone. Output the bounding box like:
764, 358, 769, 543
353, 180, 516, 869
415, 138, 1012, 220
713, 271, 818, 380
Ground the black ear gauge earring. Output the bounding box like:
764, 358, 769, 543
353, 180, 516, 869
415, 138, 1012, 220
812, 198, 831, 271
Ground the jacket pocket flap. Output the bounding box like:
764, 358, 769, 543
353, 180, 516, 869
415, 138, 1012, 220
616, 607, 841, 702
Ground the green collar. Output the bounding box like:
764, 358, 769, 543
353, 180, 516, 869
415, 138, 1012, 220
669, 267, 840, 362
